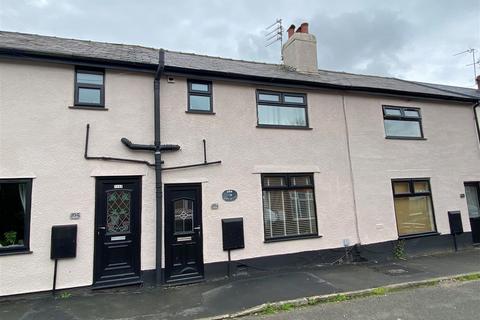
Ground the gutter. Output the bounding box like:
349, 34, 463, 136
162, 67, 480, 103
0, 49, 157, 73
1, 48, 477, 103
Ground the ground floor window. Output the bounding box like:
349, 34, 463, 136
262, 174, 318, 241
0, 179, 32, 253
392, 179, 436, 237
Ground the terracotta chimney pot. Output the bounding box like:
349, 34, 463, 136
300, 22, 309, 34
287, 25, 295, 39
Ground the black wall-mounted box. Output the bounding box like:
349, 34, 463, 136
51, 225, 77, 259
448, 211, 463, 235
222, 218, 245, 251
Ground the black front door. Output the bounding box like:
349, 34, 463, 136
94, 176, 142, 288
164, 184, 204, 284
465, 182, 480, 244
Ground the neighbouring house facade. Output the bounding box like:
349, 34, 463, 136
1, 24, 480, 296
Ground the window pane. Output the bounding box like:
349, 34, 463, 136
290, 176, 312, 186
106, 190, 131, 234
263, 176, 286, 187
258, 93, 280, 102
0, 182, 27, 247
384, 119, 422, 137
394, 196, 435, 236
393, 181, 410, 194
191, 83, 209, 92
465, 185, 480, 218
189, 95, 211, 111
174, 199, 194, 234
384, 108, 402, 116
78, 88, 101, 104
263, 189, 317, 239
284, 95, 304, 104
258, 105, 307, 126
414, 181, 429, 193
77, 72, 103, 85
404, 110, 420, 118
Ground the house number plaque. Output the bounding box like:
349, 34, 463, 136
222, 190, 238, 202
70, 212, 80, 220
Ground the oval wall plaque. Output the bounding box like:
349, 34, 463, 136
222, 190, 238, 202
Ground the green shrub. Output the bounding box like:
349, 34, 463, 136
393, 240, 406, 260
0, 231, 17, 246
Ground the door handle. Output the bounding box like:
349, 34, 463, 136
97, 226, 106, 236
194, 226, 201, 231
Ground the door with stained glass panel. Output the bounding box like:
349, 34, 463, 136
164, 184, 204, 284
94, 176, 141, 288
464, 183, 480, 244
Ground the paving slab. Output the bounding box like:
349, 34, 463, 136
0, 248, 478, 320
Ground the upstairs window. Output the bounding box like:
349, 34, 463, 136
257, 91, 308, 128
383, 106, 423, 139
75, 69, 105, 107
0, 179, 32, 254
392, 179, 436, 237
187, 80, 213, 113
262, 174, 318, 241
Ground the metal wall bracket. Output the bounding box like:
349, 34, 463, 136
162, 139, 222, 171
84, 124, 155, 166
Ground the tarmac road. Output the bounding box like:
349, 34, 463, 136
244, 280, 480, 320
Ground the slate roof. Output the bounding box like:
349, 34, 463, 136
1, 30, 479, 101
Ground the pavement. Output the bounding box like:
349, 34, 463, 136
0, 248, 479, 320
242, 279, 480, 320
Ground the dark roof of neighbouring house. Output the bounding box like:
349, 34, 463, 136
1, 30, 479, 102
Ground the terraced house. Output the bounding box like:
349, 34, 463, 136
1, 23, 480, 296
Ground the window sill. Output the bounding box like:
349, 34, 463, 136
185, 110, 215, 115
398, 231, 440, 240
0, 249, 33, 257
264, 234, 322, 243
385, 136, 426, 141
69, 106, 108, 111
256, 125, 313, 130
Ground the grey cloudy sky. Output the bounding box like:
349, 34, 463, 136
1, 0, 479, 87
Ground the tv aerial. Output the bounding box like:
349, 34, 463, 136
265, 19, 284, 61
454, 48, 479, 84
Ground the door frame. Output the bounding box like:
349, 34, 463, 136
93, 176, 142, 288
464, 181, 480, 244
164, 183, 204, 284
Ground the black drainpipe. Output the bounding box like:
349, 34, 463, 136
474, 102, 480, 144
154, 49, 165, 285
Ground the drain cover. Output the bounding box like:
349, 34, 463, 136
371, 263, 422, 276
385, 268, 408, 275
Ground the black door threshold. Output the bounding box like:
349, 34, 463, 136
92, 279, 143, 290
165, 277, 204, 287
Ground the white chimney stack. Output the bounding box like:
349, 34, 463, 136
282, 22, 318, 74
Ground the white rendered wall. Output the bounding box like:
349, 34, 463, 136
344, 95, 480, 244
0, 60, 156, 295
1, 60, 479, 296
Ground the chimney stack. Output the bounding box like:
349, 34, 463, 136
476, 75, 480, 90
282, 22, 318, 73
